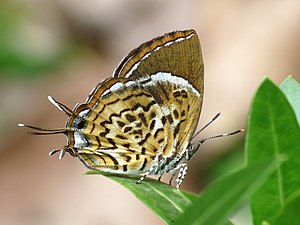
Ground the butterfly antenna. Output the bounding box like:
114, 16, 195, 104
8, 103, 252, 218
18, 123, 70, 135
18, 97, 73, 135
192, 112, 221, 140
197, 129, 245, 145
188, 128, 244, 160
48, 96, 73, 117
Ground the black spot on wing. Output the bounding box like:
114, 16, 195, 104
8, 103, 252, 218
122, 143, 130, 148
117, 121, 126, 128
161, 116, 167, 125
158, 138, 164, 144
138, 133, 151, 146
181, 90, 188, 98
141, 147, 146, 154
173, 109, 179, 119
124, 126, 132, 133
173, 90, 181, 98
139, 158, 147, 171
125, 114, 136, 122
107, 138, 117, 148
173, 118, 186, 139
116, 134, 127, 140
138, 113, 147, 126
160, 84, 169, 101
132, 129, 143, 135
149, 120, 156, 130
181, 110, 186, 117
150, 111, 156, 119
154, 128, 164, 139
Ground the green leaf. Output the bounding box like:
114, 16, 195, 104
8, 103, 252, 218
224, 220, 234, 225
280, 76, 300, 125
246, 78, 300, 225
87, 171, 196, 224
173, 159, 280, 225
272, 191, 300, 225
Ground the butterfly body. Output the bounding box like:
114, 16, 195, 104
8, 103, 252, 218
68, 71, 202, 176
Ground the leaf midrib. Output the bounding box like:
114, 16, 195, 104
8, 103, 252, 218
143, 182, 188, 214
268, 94, 284, 206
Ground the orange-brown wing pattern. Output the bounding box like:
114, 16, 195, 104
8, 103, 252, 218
66, 77, 173, 173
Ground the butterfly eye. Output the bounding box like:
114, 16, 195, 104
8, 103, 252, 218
76, 119, 85, 129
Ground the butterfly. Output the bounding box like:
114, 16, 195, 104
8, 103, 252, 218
19, 29, 242, 189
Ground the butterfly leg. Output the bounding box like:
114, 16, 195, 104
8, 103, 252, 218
136, 171, 149, 184
137, 154, 164, 184
175, 163, 188, 189
158, 174, 163, 181
167, 163, 188, 189
168, 170, 178, 186
136, 163, 156, 184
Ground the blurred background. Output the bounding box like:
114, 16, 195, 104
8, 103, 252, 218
0, 0, 299, 224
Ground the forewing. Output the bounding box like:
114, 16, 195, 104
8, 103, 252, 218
66, 78, 173, 173
113, 29, 204, 94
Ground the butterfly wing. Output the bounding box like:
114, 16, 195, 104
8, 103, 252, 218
66, 29, 204, 175
136, 72, 202, 156
114, 29, 204, 155
66, 77, 174, 174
